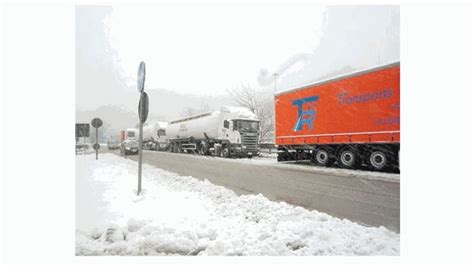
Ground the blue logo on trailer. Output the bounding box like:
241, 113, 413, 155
292, 95, 319, 131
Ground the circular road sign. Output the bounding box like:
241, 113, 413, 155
137, 61, 146, 92
91, 118, 103, 128
93, 143, 100, 150
138, 92, 149, 123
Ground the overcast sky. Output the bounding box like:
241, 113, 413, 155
76, 4, 399, 110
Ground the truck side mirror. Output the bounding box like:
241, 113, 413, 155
223, 120, 229, 129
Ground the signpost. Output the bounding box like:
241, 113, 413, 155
91, 118, 103, 160
137, 61, 148, 195
76, 123, 90, 138
75, 123, 90, 155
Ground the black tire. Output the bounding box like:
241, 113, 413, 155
338, 147, 359, 169
313, 148, 331, 166
220, 146, 230, 158
198, 145, 204, 155
368, 147, 390, 171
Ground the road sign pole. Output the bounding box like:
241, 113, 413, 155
136, 61, 147, 196
95, 128, 98, 160
138, 119, 143, 195
91, 118, 103, 159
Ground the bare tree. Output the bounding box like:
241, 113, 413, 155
227, 84, 274, 143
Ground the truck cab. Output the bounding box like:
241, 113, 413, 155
220, 119, 259, 157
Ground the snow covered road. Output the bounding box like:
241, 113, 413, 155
76, 154, 399, 256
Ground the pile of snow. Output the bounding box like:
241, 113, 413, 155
76, 154, 399, 256
220, 106, 258, 120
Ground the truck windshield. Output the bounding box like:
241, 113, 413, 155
158, 129, 166, 136
235, 120, 259, 132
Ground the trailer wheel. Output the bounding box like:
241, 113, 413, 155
369, 148, 388, 171
313, 148, 331, 166
338, 148, 359, 169
177, 144, 182, 153
199, 141, 209, 155
172, 143, 180, 153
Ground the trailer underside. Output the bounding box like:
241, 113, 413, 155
277, 143, 400, 173
168, 137, 258, 158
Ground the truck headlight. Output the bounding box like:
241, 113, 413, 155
242, 145, 247, 149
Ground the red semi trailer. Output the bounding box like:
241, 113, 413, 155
274, 62, 400, 171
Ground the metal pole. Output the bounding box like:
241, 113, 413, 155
95, 128, 98, 160
137, 119, 144, 195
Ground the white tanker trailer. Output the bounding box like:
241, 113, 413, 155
167, 106, 260, 158
142, 121, 169, 151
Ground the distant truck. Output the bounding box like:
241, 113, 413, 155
142, 122, 169, 151
120, 128, 138, 142
274, 62, 400, 171
166, 106, 260, 158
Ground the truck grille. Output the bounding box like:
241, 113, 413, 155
242, 134, 258, 151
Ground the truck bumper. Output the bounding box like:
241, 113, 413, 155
230, 144, 257, 157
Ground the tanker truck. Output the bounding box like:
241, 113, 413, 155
274, 62, 400, 172
167, 106, 260, 158
142, 122, 169, 151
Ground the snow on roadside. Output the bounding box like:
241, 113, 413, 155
76, 153, 399, 256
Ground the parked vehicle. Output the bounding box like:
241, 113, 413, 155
107, 140, 120, 150
142, 122, 169, 151
120, 139, 139, 155
166, 106, 260, 158
274, 62, 400, 171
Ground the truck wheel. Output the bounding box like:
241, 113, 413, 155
199, 142, 208, 155
220, 146, 230, 158
338, 148, 359, 169
369, 149, 388, 171
313, 148, 331, 166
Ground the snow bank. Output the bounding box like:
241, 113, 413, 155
75, 154, 399, 256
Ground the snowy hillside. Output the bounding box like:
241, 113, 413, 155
76, 154, 399, 256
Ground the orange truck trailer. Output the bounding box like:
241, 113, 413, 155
274, 62, 400, 171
